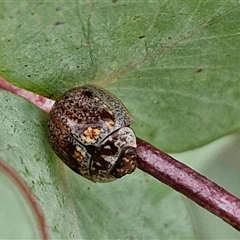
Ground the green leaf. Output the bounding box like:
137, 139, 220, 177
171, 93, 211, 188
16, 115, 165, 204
1, 1, 240, 151
0, 170, 40, 239
0, 92, 195, 238
0, 1, 240, 238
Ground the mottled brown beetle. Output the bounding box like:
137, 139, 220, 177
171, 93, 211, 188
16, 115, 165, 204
48, 85, 137, 182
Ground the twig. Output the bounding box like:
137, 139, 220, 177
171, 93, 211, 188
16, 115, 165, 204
136, 137, 240, 231
1, 76, 240, 231
0, 77, 54, 113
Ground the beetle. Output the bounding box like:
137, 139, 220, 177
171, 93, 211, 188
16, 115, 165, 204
48, 84, 137, 182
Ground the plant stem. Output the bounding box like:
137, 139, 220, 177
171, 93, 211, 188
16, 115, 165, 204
1, 76, 240, 231
136, 137, 240, 231
0, 77, 54, 113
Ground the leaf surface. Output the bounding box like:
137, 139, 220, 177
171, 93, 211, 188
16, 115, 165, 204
0, 1, 240, 238
1, 1, 240, 151
0, 91, 195, 238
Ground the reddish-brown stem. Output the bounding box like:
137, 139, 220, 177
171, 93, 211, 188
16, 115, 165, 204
0, 158, 49, 240
1, 76, 240, 231
136, 137, 240, 231
0, 77, 54, 113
